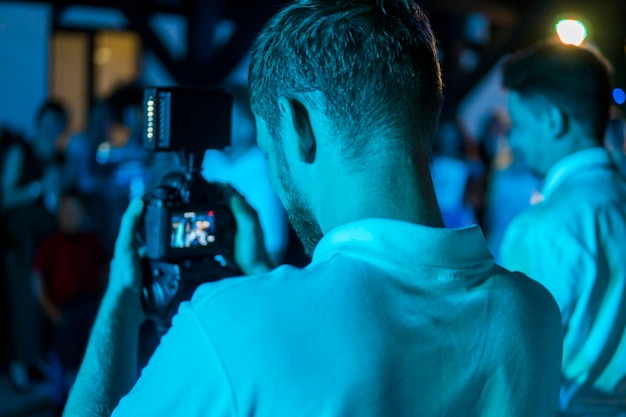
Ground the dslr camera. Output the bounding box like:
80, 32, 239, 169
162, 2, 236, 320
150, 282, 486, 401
139, 87, 241, 332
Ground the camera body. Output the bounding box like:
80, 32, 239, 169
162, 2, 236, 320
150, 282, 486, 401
143, 175, 233, 262
139, 87, 240, 331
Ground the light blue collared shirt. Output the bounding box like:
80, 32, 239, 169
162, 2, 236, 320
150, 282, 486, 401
502, 146, 626, 398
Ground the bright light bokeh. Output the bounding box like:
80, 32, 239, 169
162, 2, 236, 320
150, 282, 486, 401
556, 19, 587, 46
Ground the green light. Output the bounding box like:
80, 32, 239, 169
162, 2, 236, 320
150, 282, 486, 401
556, 19, 587, 46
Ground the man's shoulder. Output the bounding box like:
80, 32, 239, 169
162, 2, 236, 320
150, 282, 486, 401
485, 266, 561, 323
500, 204, 553, 260
481, 267, 563, 366
525, 173, 626, 238
502, 167, 626, 250
546, 167, 626, 213
502, 185, 595, 246
473, 267, 563, 414
190, 251, 358, 308
189, 264, 310, 314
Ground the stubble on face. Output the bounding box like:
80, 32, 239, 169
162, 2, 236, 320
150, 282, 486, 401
273, 136, 324, 258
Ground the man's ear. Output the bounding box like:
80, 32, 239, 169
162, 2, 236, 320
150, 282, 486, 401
545, 104, 567, 138
278, 97, 316, 163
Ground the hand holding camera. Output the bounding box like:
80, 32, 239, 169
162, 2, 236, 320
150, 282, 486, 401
137, 87, 245, 332
108, 198, 147, 327
229, 188, 274, 275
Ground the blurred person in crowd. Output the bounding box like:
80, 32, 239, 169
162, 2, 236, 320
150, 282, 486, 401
0, 100, 69, 392
500, 41, 626, 413
32, 191, 108, 398
98, 84, 152, 251
32, 190, 109, 407
63, 100, 111, 194
62, 100, 112, 241
202, 85, 289, 266
65, 1, 562, 416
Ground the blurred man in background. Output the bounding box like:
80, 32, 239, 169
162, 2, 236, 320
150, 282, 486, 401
500, 41, 626, 414
0, 100, 69, 392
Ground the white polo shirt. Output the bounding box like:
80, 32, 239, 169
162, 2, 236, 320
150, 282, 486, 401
114, 219, 562, 416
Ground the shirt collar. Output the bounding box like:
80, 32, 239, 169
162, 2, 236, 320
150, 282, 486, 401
542, 147, 613, 199
312, 218, 494, 272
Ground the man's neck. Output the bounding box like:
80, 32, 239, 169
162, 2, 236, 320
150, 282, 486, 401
542, 135, 602, 180
314, 156, 445, 234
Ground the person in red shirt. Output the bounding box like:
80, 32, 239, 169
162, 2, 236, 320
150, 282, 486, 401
32, 191, 109, 373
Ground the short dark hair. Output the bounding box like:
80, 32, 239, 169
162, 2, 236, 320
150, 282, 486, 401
502, 41, 612, 141
249, 0, 443, 161
36, 99, 69, 128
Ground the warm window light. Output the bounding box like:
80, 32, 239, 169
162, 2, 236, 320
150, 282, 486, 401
556, 19, 587, 46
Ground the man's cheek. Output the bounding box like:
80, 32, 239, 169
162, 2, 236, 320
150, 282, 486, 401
266, 159, 283, 197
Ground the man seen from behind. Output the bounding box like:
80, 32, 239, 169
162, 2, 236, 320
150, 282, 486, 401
500, 41, 626, 413
64, 1, 563, 416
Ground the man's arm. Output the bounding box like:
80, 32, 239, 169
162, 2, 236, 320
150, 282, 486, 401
63, 199, 145, 417
1, 145, 42, 211
63, 192, 272, 416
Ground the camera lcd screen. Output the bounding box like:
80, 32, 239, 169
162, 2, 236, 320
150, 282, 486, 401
170, 211, 216, 248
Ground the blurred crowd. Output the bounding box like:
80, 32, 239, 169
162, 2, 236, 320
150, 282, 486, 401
0, 82, 292, 407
